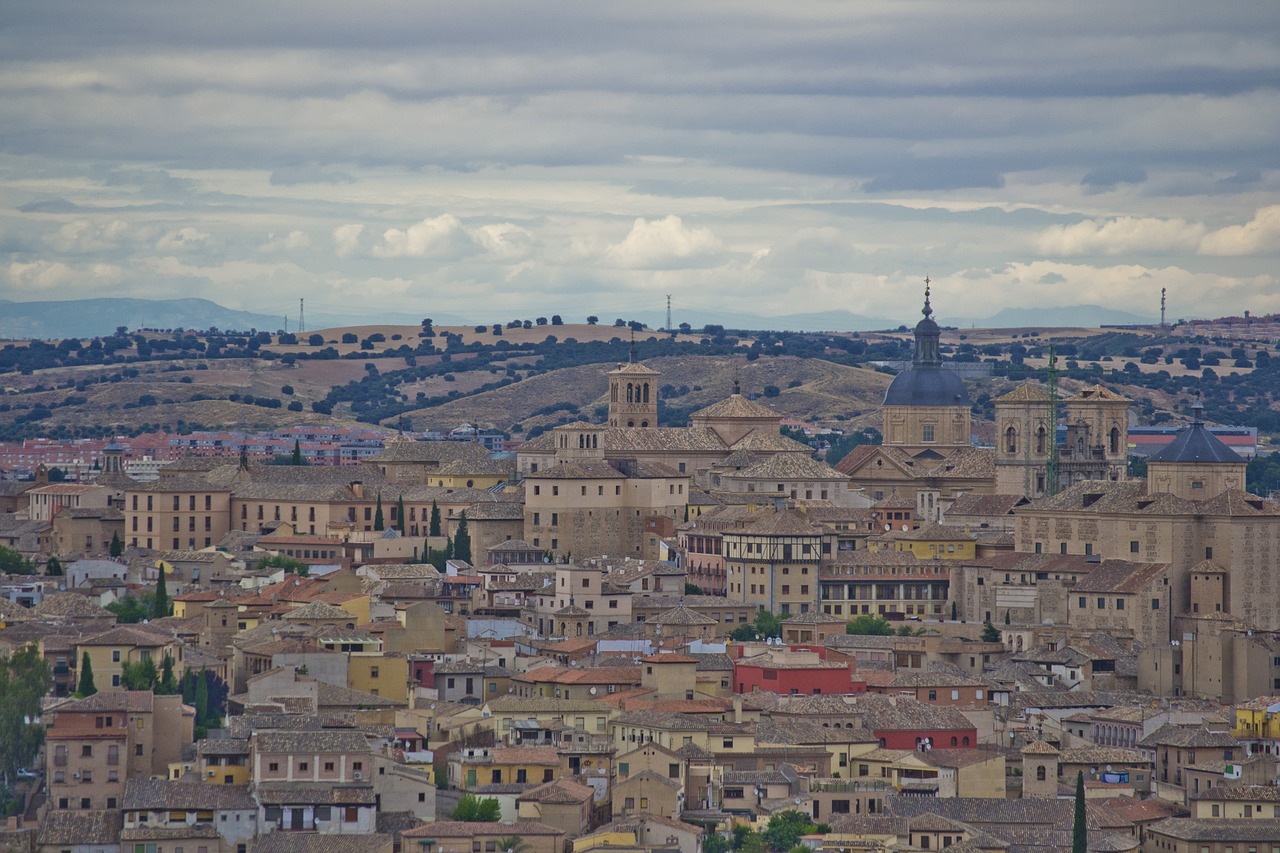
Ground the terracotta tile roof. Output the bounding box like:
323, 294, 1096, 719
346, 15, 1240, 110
692, 394, 780, 420
516, 778, 595, 804
403, 821, 564, 839
281, 600, 353, 621
254, 782, 377, 805
123, 779, 256, 811
255, 728, 370, 754
649, 605, 717, 626
1147, 818, 1280, 842
1071, 559, 1167, 593
249, 829, 389, 850
994, 382, 1052, 403
610, 362, 660, 376
38, 810, 121, 846
33, 591, 113, 619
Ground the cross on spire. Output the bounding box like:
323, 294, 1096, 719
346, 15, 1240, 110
922, 276, 933, 318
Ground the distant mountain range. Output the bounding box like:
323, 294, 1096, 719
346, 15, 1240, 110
0, 298, 286, 339
0, 297, 1159, 339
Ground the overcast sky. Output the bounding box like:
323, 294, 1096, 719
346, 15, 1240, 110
1, 1, 1277, 326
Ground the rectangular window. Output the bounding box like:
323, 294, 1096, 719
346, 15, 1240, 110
1130, 540, 1140, 553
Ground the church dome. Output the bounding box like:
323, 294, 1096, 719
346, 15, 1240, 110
882, 281, 970, 408
884, 366, 971, 407
1148, 403, 1244, 465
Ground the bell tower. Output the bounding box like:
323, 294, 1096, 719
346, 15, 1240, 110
607, 361, 660, 428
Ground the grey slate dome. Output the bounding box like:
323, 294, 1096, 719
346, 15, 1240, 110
884, 367, 971, 407
883, 281, 971, 408
1148, 403, 1245, 464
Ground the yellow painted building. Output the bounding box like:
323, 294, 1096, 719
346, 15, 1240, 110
76, 625, 186, 691
867, 521, 976, 560
348, 653, 410, 703
1233, 697, 1280, 741
451, 745, 563, 789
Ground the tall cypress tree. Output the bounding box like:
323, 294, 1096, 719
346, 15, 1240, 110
291, 439, 303, 465
373, 493, 385, 531
158, 655, 179, 695
153, 567, 171, 619
77, 652, 97, 697
429, 500, 441, 536
195, 667, 210, 726
396, 495, 406, 534
454, 512, 472, 564
110, 531, 123, 558
1072, 770, 1087, 853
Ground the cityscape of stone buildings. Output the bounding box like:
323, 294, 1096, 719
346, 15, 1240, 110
3, 295, 1280, 853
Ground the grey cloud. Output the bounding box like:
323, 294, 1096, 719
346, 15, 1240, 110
17, 197, 81, 213
1081, 166, 1149, 193
269, 166, 356, 186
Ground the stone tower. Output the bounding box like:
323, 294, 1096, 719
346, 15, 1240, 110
993, 383, 1053, 497
1021, 740, 1060, 797
608, 361, 660, 428
1060, 385, 1131, 485
881, 282, 971, 454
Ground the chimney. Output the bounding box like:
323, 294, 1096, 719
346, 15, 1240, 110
350, 481, 364, 498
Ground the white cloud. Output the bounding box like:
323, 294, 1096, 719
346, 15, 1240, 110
332, 223, 364, 258
1199, 205, 1280, 256
154, 227, 211, 252
46, 218, 133, 253
372, 214, 475, 259
470, 223, 534, 261
6, 259, 124, 291
1036, 216, 1205, 256
602, 215, 723, 269
259, 229, 311, 252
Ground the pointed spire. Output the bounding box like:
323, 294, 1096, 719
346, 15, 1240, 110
628, 328, 636, 364
238, 444, 249, 471
733, 378, 741, 396
911, 275, 942, 368
1190, 399, 1204, 425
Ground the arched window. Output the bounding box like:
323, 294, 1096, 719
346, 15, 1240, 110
950, 736, 957, 746
1005, 427, 1017, 453
611, 384, 618, 402
962, 736, 970, 746
643, 383, 650, 404
1036, 427, 1047, 454
1036, 765, 1046, 781
640, 420, 649, 428
627, 383, 634, 403
1110, 426, 1121, 454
